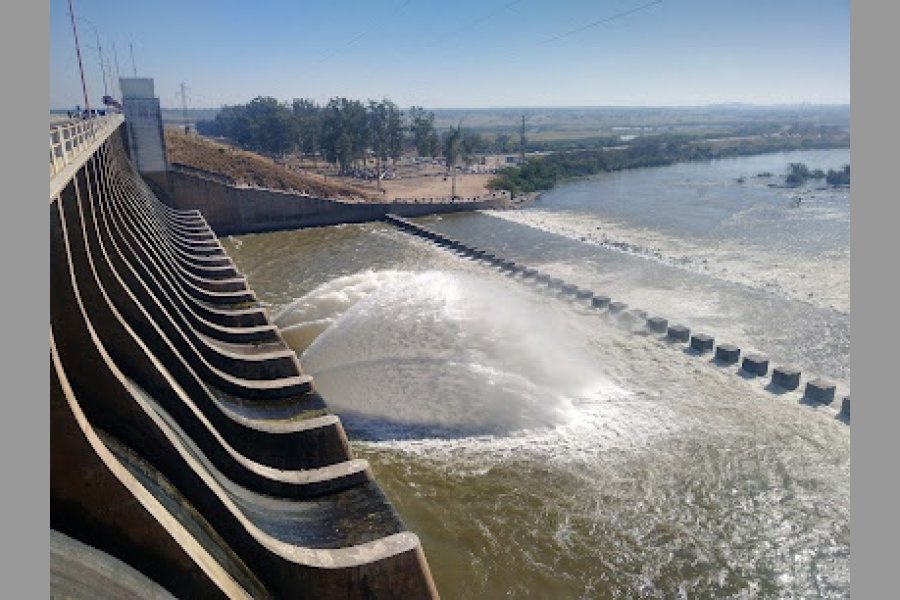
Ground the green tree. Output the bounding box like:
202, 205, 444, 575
409, 106, 436, 157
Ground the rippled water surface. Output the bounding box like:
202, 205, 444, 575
222, 149, 850, 598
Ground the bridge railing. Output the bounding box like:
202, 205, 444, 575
50, 114, 123, 179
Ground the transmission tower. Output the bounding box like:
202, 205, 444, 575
520, 114, 526, 161
178, 82, 191, 133
129, 42, 137, 76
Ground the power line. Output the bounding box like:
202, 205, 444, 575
422, 0, 526, 52
540, 0, 663, 44
317, 0, 415, 64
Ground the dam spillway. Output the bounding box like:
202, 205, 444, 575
49, 116, 438, 598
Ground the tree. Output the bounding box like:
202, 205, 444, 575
427, 131, 441, 158
495, 133, 513, 155
409, 106, 436, 157
206, 96, 296, 157
292, 98, 322, 161
443, 125, 463, 171
387, 102, 403, 165
826, 164, 850, 185
786, 162, 811, 186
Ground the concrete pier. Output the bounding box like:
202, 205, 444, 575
804, 379, 836, 404
382, 214, 849, 425
715, 344, 740, 364
667, 325, 690, 342
690, 333, 715, 353
772, 366, 802, 390
591, 295, 610, 309
742, 354, 769, 376
646, 317, 668, 333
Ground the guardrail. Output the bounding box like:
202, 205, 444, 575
50, 114, 124, 179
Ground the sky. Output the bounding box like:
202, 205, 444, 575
50, 0, 850, 110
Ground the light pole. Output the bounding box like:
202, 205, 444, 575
76, 16, 108, 99
67, 0, 90, 117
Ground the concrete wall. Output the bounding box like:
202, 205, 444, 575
165, 169, 511, 235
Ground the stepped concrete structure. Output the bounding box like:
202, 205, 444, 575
50, 112, 439, 597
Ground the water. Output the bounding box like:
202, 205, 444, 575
222, 149, 850, 598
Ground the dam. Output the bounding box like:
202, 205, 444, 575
49, 83, 446, 597
50, 79, 850, 598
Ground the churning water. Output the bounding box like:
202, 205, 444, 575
224, 148, 850, 598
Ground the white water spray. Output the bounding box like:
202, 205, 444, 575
275, 270, 619, 437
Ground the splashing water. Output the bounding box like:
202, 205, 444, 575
275, 270, 622, 437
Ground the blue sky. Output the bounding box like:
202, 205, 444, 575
50, 0, 850, 109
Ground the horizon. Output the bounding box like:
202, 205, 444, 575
51, 0, 850, 110
51, 102, 852, 113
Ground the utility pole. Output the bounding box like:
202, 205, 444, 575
113, 42, 122, 98
520, 114, 526, 162
178, 82, 190, 133
129, 42, 137, 76
95, 30, 108, 97
67, 0, 90, 117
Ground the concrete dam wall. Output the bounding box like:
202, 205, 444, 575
49, 119, 438, 598
161, 167, 510, 236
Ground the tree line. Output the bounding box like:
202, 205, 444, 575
488, 134, 850, 196
196, 96, 496, 176
785, 162, 851, 186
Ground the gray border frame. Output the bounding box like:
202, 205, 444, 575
852, 1, 895, 597
3, 0, 50, 595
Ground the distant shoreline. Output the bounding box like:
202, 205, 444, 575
489, 138, 850, 200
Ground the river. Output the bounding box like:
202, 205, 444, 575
221, 148, 850, 598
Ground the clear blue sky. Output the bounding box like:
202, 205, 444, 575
50, 0, 850, 110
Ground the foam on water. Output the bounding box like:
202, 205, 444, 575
489, 209, 850, 314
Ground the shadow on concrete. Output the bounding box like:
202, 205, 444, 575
736, 369, 761, 380
764, 382, 793, 395
798, 394, 833, 408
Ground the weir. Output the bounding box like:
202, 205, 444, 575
383, 214, 850, 422
50, 113, 439, 597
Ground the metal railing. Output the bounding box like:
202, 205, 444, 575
49, 114, 124, 179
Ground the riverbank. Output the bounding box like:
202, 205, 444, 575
488, 133, 850, 197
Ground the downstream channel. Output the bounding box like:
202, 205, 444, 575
222, 148, 850, 598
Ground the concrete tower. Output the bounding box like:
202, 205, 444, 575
120, 77, 170, 195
